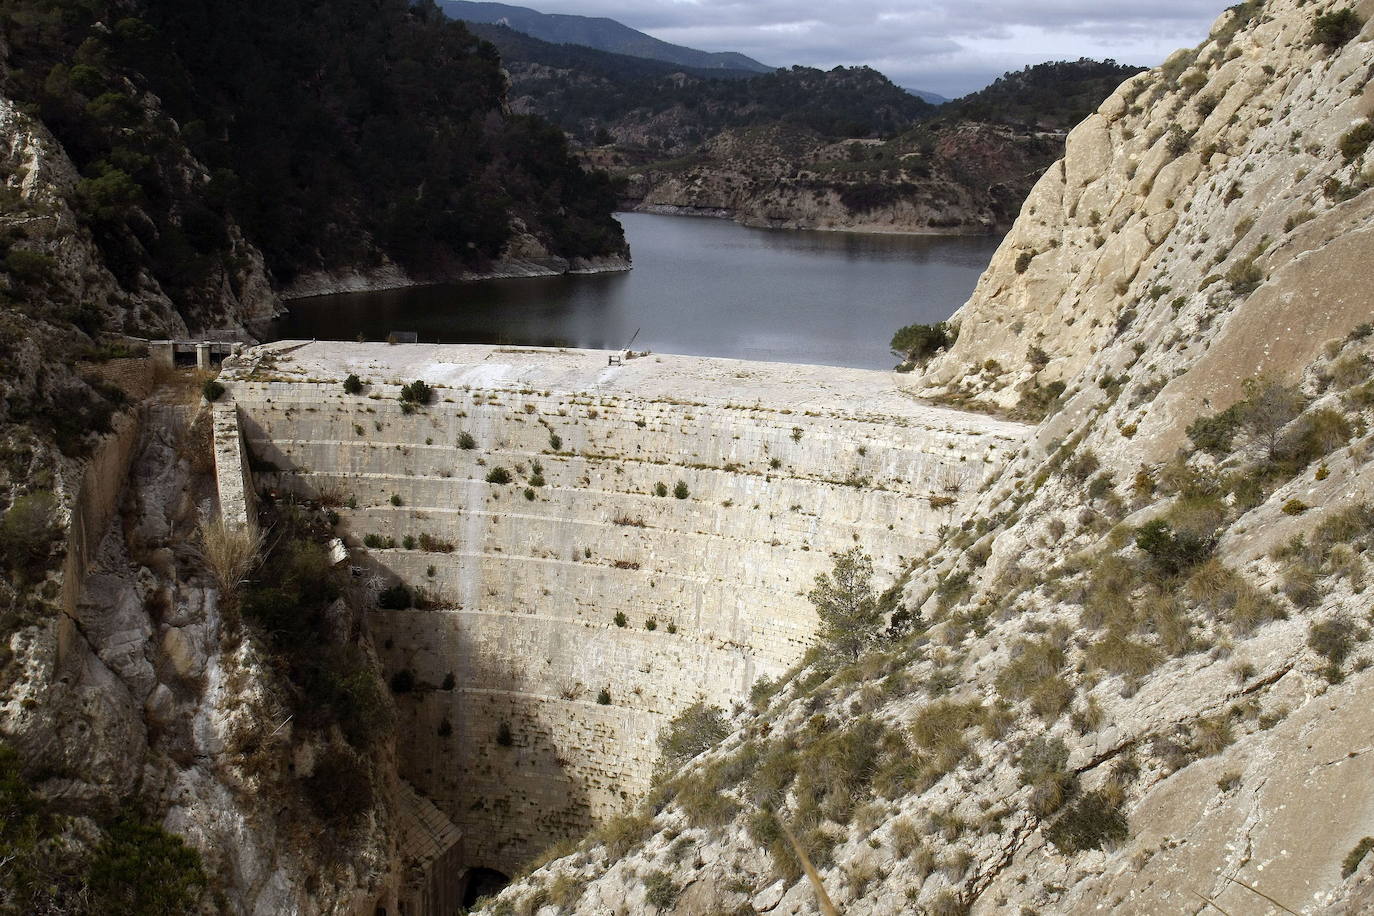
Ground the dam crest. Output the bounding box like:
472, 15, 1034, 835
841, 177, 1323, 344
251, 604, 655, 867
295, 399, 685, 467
214, 341, 1028, 877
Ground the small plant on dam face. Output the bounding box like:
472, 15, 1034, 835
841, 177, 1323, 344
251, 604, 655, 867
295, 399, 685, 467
674, 480, 690, 499
486, 466, 512, 484
343, 374, 364, 395
597, 688, 612, 705
399, 379, 433, 406
457, 431, 477, 449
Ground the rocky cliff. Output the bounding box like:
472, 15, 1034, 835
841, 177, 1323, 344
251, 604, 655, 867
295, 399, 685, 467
481, 2, 1374, 914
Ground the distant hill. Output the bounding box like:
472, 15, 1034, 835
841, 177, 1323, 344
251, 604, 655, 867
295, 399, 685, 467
942, 58, 1146, 130
440, 1, 772, 72
473, 23, 935, 149
906, 88, 950, 105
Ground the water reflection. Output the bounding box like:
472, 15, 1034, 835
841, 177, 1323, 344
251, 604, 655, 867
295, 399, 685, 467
274, 213, 1002, 370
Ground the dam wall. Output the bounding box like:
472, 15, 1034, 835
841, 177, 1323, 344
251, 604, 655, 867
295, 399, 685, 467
219, 342, 1028, 871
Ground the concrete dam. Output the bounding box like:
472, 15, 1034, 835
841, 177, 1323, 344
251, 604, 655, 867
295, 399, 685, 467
215, 341, 1028, 877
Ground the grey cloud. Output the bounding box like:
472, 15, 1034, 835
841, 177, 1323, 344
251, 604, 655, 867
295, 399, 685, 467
507, 0, 1228, 95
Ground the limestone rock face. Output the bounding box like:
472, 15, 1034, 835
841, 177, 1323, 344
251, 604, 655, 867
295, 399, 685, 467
920, 0, 1374, 425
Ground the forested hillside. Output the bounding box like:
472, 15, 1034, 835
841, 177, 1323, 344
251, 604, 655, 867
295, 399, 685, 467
2, 0, 625, 298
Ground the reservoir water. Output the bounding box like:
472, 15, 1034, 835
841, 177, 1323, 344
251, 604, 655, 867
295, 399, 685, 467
274, 213, 1002, 370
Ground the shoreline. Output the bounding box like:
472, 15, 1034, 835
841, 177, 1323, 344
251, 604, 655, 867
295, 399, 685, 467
280, 254, 632, 301
624, 202, 1001, 238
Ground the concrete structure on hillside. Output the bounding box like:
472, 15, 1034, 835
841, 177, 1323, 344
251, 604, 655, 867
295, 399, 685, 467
214, 341, 1029, 876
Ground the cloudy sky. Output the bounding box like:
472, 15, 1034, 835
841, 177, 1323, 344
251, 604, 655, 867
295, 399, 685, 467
509, 0, 1231, 98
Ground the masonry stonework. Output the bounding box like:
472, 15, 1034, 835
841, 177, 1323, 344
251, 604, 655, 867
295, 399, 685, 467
218, 342, 1029, 873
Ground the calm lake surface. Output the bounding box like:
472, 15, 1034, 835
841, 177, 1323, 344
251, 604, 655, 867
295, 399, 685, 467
274, 213, 1002, 370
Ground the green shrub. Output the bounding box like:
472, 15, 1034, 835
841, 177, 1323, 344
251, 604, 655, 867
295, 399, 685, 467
613, 611, 627, 627
389, 668, 416, 693
1044, 790, 1128, 853
644, 871, 680, 910
654, 481, 669, 497
458, 431, 476, 449
1086, 632, 1162, 677
658, 701, 728, 773
1282, 499, 1309, 515
303, 750, 374, 825
548, 433, 562, 451
87, 813, 208, 913
673, 480, 690, 499
343, 374, 364, 394
399, 379, 433, 405
1135, 520, 1214, 576
597, 687, 612, 705
1309, 617, 1358, 665
890, 321, 955, 365
0, 490, 60, 582
377, 584, 412, 609
1226, 253, 1264, 296
201, 379, 225, 402
485, 466, 511, 484
1343, 837, 1374, 877
1340, 123, 1374, 163
1187, 404, 1244, 455
1311, 8, 1363, 49
3, 248, 57, 285
1165, 124, 1191, 157
808, 548, 881, 661
523, 487, 535, 501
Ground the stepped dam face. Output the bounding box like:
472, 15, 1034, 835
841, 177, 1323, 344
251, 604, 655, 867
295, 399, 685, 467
217, 342, 1028, 874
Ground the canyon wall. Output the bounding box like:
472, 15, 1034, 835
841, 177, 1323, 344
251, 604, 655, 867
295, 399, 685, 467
220, 341, 1027, 872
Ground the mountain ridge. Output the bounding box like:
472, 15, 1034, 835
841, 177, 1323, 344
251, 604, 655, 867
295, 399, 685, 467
440, 0, 772, 72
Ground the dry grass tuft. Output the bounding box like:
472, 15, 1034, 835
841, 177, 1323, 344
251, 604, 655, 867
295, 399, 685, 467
199, 516, 263, 600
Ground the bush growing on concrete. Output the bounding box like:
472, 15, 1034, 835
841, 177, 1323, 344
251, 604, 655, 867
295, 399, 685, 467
523, 487, 536, 501
597, 688, 612, 705
673, 480, 690, 499
486, 466, 512, 484
614, 611, 628, 627
457, 431, 476, 449
201, 379, 225, 402
807, 548, 881, 662
377, 583, 412, 609
548, 433, 562, 451
399, 379, 433, 405
342, 374, 364, 394
654, 482, 669, 497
